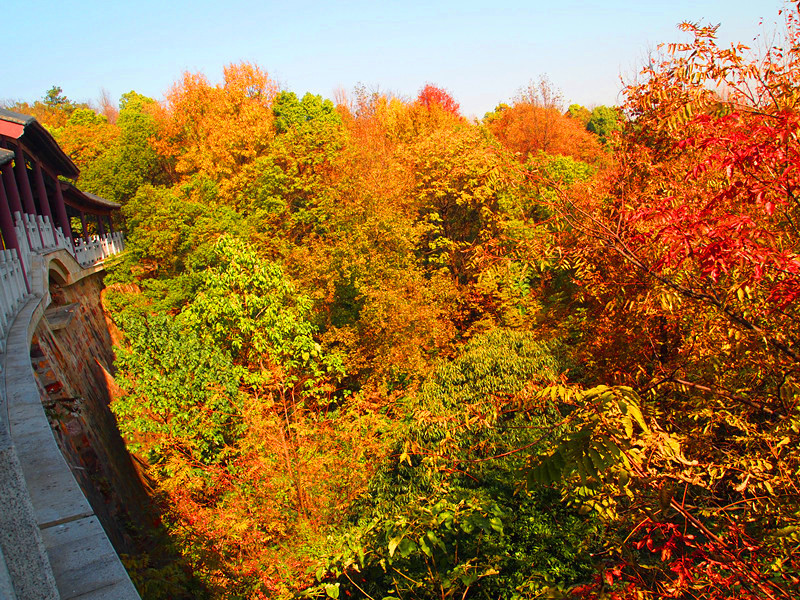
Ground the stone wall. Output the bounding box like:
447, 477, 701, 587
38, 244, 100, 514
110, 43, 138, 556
30, 270, 152, 557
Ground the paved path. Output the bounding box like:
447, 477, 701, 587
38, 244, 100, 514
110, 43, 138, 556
1, 252, 140, 599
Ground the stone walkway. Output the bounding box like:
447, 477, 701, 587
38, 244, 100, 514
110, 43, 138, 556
1, 254, 139, 599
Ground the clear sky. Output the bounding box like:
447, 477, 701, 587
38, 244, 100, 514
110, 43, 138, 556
3, 0, 785, 119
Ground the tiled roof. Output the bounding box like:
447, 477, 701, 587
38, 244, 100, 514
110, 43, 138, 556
0, 109, 79, 178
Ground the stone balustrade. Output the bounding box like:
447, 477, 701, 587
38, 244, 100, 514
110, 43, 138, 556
0, 250, 28, 355
0, 217, 133, 600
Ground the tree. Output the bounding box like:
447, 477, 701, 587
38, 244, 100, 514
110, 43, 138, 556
76, 91, 167, 204
516, 75, 564, 110
586, 105, 622, 142
4, 86, 86, 129
55, 108, 118, 170
272, 90, 340, 134
317, 330, 599, 600
527, 8, 800, 598
487, 100, 605, 164
416, 83, 461, 116
567, 103, 592, 125
109, 236, 379, 597
230, 90, 346, 231
153, 62, 279, 184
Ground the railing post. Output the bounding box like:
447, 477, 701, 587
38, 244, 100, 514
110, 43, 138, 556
8, 249, 23, 308
0, 251, 12, 326
0, 248, 26, 340
26, 214, 42, 252
38, 215, 54, 249
13, 211, 31, 291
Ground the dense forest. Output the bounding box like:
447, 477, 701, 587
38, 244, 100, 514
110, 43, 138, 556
6, 6, 800, 599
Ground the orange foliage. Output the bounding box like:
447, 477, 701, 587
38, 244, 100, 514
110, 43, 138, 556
488, 103, 605, 165
156, 400, 388, 597
55, 117, 119, 171
153, 62, 279, 183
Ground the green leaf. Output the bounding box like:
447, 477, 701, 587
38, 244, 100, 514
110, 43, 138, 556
418, 535, 432, 557
388, 535, 403, 558
489, 516, 504, 533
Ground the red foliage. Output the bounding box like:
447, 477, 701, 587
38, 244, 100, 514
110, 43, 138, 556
539, 10, 800, 599
416, 84, 461, 116
620, 107, 800, 310
570, 520, 794, 600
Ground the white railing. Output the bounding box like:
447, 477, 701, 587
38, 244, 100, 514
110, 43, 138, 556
0, 249, 28, 353
12, 212, 31, 275
12, 212, 77, 273
73, 231, 125, 268
25, 213, 43, 252
2, 212, 124, 351
38, 215, 54, 249
55, 225, 72, 255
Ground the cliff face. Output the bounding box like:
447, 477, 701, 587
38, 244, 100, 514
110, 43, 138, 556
30, 271, 152, 556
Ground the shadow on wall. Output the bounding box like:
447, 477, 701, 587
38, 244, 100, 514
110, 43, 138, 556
31, 268, 153, 555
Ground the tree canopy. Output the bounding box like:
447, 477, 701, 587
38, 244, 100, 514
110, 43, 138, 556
16, 7, 800, 598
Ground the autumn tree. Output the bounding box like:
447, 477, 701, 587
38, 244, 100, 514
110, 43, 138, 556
77, 92, 167, 204
486, 79, 606, 165
153, 62, 279, 186
525, 8, 800, 598
416, 83, 461, 116
4, 86, 89, 129
54, 108, 119, 171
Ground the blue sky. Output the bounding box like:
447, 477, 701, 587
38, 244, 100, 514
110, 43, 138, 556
3, 0, 785, 118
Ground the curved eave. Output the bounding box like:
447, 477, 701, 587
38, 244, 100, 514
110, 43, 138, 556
0, 108, 80, 179
61, 182, 120, 216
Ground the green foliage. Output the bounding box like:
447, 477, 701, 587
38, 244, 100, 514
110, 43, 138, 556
567, 103, 591, 125
67, 107, 108, 126
525, 384, 653, 490
536, 152, 595, 187
180, 236, 344, 389
108, 184, 246, 308
419, 328, 560, 410
79, 91, 167, 204
112, 309, 244, 468
313, 329, 599, 599
44, 85, 70, 107
586, 105, 622, 142
273, 91, 341, 135
482, 102, 509, 124
217, 90, 347, 241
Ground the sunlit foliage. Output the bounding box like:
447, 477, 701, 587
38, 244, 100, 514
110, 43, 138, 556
22, 6, 800, 597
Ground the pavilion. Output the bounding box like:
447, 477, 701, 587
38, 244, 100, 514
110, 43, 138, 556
0, 107, 123, 292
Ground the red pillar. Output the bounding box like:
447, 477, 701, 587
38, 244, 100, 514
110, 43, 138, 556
53, 180, 73, 243
33, 161, 54, 221
0, 180, 19, 251
1, 162, 33, 250
13, 145, 36, 216
97, 213, 106, 236
13, 144, 45, 248
0, 180, 30, 292
1, 162, 23, 215
81, 212, 89, 241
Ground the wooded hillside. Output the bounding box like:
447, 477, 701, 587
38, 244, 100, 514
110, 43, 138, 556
7, 7, 799, 599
